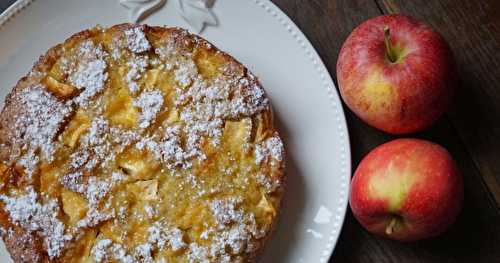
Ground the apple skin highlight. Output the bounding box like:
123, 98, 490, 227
337, 14, 456, 134
349, 139, 463, 242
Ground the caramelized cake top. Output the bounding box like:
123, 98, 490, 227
0, 24, 285, 263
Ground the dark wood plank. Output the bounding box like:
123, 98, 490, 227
273, 0, 500, 262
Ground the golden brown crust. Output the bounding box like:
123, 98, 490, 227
1, 224, 46, 263
0, 24, 285, 263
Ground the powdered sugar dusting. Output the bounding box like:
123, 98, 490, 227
133, 90, 164, 129
68, 40, 109, 106
134, 243, 154, 263
70, 59, 108, 105
186, 197, 265, 261
91, 236, 176, 263
16, 149, 40, 180
256, 173, 280, 194
0, 188, 72, 258
91, 239, 136, 263
254, 135, 284, 164
60, 169, 124, 228
126, 55, 148, 94
210, 198, 244, 226
136, 124, 204, 169
174, 59, 198, 88
92, 239, 112, 262
13, 85, 72, 165
124, 27, 151, 53
68, 117, 139, 173
173, 64, 269, 155
188, 243, 210, 263
74, 117, 113, 171
147, 222, 186, 251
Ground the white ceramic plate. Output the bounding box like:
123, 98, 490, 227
0, 0, 350, 262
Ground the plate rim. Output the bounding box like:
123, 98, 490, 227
0, 0, 352, 262
257, 1, 351, 260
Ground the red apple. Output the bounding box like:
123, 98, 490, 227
350, 139, 463, 242
337, 14, 456, 134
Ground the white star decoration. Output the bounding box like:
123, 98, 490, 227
119, 0, 167, 24
119, 0, 218, 34
178, 0, 217, 33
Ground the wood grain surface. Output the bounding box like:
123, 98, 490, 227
1, 0, 499, 262
270, 0, 500, 262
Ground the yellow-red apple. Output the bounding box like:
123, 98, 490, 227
349, 139, 463, 241
337, 14, 456, 134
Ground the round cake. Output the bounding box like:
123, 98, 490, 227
0, 24, 285, 262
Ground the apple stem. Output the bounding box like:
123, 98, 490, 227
385, 217, 397, 235
384, 26, 398, 63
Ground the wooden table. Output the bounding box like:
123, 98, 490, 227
270, 0, 500, 262
1, 0, 499, 262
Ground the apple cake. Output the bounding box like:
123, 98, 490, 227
0, 24, 285, 262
